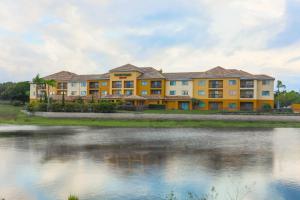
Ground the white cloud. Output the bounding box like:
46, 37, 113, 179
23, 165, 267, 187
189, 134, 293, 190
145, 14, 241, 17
0, 0, 299, 89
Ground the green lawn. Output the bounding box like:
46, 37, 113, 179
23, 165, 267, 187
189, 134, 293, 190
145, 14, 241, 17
0, 104, 300, 128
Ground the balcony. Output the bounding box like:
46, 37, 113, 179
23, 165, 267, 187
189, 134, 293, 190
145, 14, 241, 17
124, 81, 134, 88
240, 90, 254, 98
209, 90, 223, 98
209, 80, 223, 89
151, 81, 162, 88
57, 83, 67, 90
112, 81, 122, 88
240, 80, 254, 88
89, 82, 99, 89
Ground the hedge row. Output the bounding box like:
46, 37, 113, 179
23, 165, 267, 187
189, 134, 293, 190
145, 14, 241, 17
27, 101, 117, 113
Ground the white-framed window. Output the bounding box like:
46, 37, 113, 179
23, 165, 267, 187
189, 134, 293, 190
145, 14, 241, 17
170, 81, 176, 86
182, 90, 189, 95
229, 80, 237, 85
198, 90, 205, 96
229, 90, 237, 96
169, 90, 176, 95
101, 81, 107, 86
81, 82, 86, 87
71, 82, 76, 87
80, 91, 87, 96
182, 80, 189, 86
262, 80, 271, 85
141, 90, 147, 95
101, 90, 107, 95
262, 91, 270, 96
141, 81, 147, 86
198, 80, 205, 86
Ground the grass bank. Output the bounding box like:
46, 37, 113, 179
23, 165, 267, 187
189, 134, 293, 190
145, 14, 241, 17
1, 104, 300, 128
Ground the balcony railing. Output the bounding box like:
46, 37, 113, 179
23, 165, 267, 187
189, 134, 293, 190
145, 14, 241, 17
240, 94, 254, 98
209, 93, 223, 98
89, 82, 99, 89
209, 84, 223, 89
240, 80, 254, 88
151, 82, 162, 88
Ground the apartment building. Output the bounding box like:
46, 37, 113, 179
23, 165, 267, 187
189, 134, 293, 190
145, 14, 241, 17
30, 64, 275, 111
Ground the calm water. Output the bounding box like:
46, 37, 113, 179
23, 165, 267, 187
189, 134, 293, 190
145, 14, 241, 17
0, 126, 300, 200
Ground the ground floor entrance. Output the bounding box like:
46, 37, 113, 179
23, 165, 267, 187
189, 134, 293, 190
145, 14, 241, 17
209, 102, 223, 110
178, 101, 190, 110
240, 102, 254, 111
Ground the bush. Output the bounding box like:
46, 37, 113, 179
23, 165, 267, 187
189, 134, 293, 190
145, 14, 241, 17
12, 100, 23, 106
117, 105, 138, 111
64, 102, 82, 112
94, 101, 116, 113
38, 102, 48, 112
261, 104, 272, 112
148, 104, 166, 110
49, 102, 64, 112
26, 101, 39, 112
68, 195, 79, 200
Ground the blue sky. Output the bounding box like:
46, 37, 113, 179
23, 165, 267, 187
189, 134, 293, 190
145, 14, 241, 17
0, 0, 299, 90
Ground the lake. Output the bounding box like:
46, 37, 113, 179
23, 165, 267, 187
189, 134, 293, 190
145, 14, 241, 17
0, 126, 300, 200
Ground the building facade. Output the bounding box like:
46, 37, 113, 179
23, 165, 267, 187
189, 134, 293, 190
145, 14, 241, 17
30, 64, 275, 111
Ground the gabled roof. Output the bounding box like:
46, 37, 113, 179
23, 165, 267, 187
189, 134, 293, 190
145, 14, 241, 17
109, 64, 143, 73
70, 73, 109, 81
138, 67, 165, 79
43, 71, 77, 81
163, 72, 204, 80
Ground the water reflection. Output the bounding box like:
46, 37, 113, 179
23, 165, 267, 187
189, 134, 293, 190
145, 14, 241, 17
0, 127, 300, 200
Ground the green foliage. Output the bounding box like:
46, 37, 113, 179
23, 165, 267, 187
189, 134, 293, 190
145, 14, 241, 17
93, 101, 117, 113
148, 104, 166, 110
0, 81, 30, 103
26, 101, 39, 112
261, 104, 272, 112
64, 102, 82, 112
68, 195, 79, 200
275, 90, 300, 107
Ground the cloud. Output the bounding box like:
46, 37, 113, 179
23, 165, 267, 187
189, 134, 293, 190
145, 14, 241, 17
0, 0, 299, 89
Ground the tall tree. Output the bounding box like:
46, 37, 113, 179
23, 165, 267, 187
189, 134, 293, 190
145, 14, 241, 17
32, 74, 45, 102
45, 79, 56, 111
276, 80, 286, 109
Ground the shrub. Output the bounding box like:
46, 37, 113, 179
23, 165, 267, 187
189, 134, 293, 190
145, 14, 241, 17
94, 101, 116, 113
261, 104, 272, 112
64, 102, 82, 112
49, 102, 64, 112
12, 100, 23, 106
38, 103, 48, 112
148, 104, 166, 110
68, 195, 79, 200
26, 101, 39, 112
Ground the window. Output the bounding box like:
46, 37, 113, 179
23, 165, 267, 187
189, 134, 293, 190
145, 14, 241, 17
262, 80, 271, 85
80, 91, 86, 96
240, 90, 254, 98
182, 80, 189, 86
124, 81, 134, 88
199, 101, 206, 108
198, 90, 205, 96
89, 82, 99, 89
229, 80, 237, 85
198, 80, 206, 86
141, 81, 147, 86
240, 80, 254, 88
151, 90, 161, 95
229, 90, 237, 96
89, 90, 98, 95
228, 103, 237, 109
112, 90, 121, 95
170, 81, 176, 86
71, 91, 77, 96
71, 82, 76, 87
101, 81, 107, 86
125, 90, 133, 95
112, 81, 122, 88
209, 80, 223, 88
81, 82, 86, 87
262, 91, 270, 96
141, 90, 147, 95
151, 81, 162, 88
169, 90, 176, 95
101, 90, 107, 95
182, 90, 189, 95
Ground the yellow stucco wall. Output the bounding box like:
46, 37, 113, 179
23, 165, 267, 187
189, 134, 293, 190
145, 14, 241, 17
292, 104, 300, 113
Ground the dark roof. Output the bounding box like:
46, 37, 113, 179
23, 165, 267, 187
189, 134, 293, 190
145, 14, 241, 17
109, 64, 143, 73
70, 73, 109, 81
43, 71, 77, 81
138, 67, 165, 79
163, 72, 204, 80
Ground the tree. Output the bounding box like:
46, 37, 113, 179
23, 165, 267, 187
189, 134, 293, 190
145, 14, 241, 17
32, 74, 46, 102
44, 79, 56, 111
276, 80, 286, 109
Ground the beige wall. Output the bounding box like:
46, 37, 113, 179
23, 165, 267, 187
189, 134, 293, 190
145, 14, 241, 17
67, 82, 87, 96
166, 80, 193, 96
30, 84, 37, 99
257, 80, 274, 100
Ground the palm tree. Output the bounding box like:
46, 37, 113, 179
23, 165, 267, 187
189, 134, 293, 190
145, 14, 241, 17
32, 74, 45, 102
276, 80, 286, 109
45, 79, 56, 111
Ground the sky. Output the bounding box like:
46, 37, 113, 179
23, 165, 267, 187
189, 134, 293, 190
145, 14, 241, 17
0, 0, 299, 90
